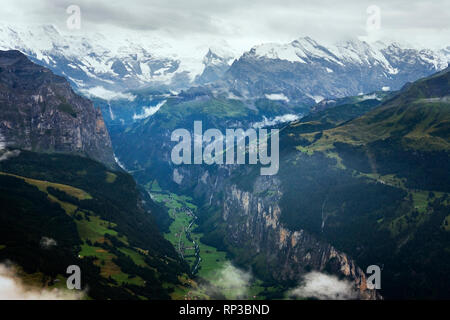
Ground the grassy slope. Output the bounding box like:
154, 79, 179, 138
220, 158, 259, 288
0, 151, 191, 299
273, 69, 450, 299
305, 68, 450, 152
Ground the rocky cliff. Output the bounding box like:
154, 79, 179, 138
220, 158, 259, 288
170, 165, 380, 300
0, 50, 116, 167
222, 181, 378, 299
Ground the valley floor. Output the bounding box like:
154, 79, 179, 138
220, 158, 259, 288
147, 180, 283, 300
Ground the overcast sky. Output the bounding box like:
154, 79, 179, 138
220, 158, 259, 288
1, 0, 449, 52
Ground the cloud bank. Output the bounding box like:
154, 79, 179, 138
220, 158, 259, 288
197, 262, 253, 299
252, 114, 300, 128
287, 271, 358, 300
0, 263, 85, 300
0, 0, 448, 53
133, 100, 166, 120
80, 86, 136, 101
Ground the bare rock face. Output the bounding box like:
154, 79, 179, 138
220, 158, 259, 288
173, 164, 381, 300
0, 50, 116, 167
222, 181, 380, 300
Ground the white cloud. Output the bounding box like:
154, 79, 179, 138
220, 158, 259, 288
252, 114, 300, 128
200, 262, 253, 299
80, 86, 136, 101
287, 271, 358, 300
264, 93, 289, 102
40, 237, 57, 249
0, 0, 448, 54
0, 150, 21, 162
132, 100, 166, 120
0, 263, 85, 300
0, 133, 7, 151
214, 262, 252, 297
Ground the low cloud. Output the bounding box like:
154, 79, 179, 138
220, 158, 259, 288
132, 100, 166, 120
0, 133, 5, 150
287, 271, 358, 300
40, 237, 58, 249
0, 263, 85, 300
214, 262, 252, 298
1, 0, 448, 50
264, 93, 289, 102
80, 86, 136, 101
0, 149, 20, 162
252, 114, 300, 128
197, 262, 253, 299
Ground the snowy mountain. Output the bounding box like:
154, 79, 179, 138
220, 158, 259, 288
441, 46, 450, 62
0, 24, 237, 97
219, 37, 449, 104
194, 47, 236, 85
0, 24, 448, 106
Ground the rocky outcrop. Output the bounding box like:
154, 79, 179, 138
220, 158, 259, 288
0, 50, 116, 167
195, 49, 234, 85
221, 179, 379, 300
172, 165, 381, 299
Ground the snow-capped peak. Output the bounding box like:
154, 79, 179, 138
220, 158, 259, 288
0, 23, 239, 92
248, 37, 448, 77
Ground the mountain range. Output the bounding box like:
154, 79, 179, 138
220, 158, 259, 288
215, 37, 448, 104
0, 22, 449, 300
0, 24, 235, 94
111, 66, 449, 299
0, 24, 448, 107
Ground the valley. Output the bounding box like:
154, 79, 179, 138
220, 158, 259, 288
0, 15, 448, 301
147, 180, 285, 300
105, 67, 449, 300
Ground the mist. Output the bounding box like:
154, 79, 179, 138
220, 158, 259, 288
287, 271, 358, 300
199, 262, 253, 299
0, 263, 85, 300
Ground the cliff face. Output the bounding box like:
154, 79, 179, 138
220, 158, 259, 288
0, 50, 115, 167
171, 165, 380, 300
222, 181, 379, 300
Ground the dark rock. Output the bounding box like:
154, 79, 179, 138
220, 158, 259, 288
0, 50, 116, 167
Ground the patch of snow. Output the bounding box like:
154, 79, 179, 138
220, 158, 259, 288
419, 50, 449, 70
313, 95, 324, 103
253, 43, 306, 63
307, 94, 325, 103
